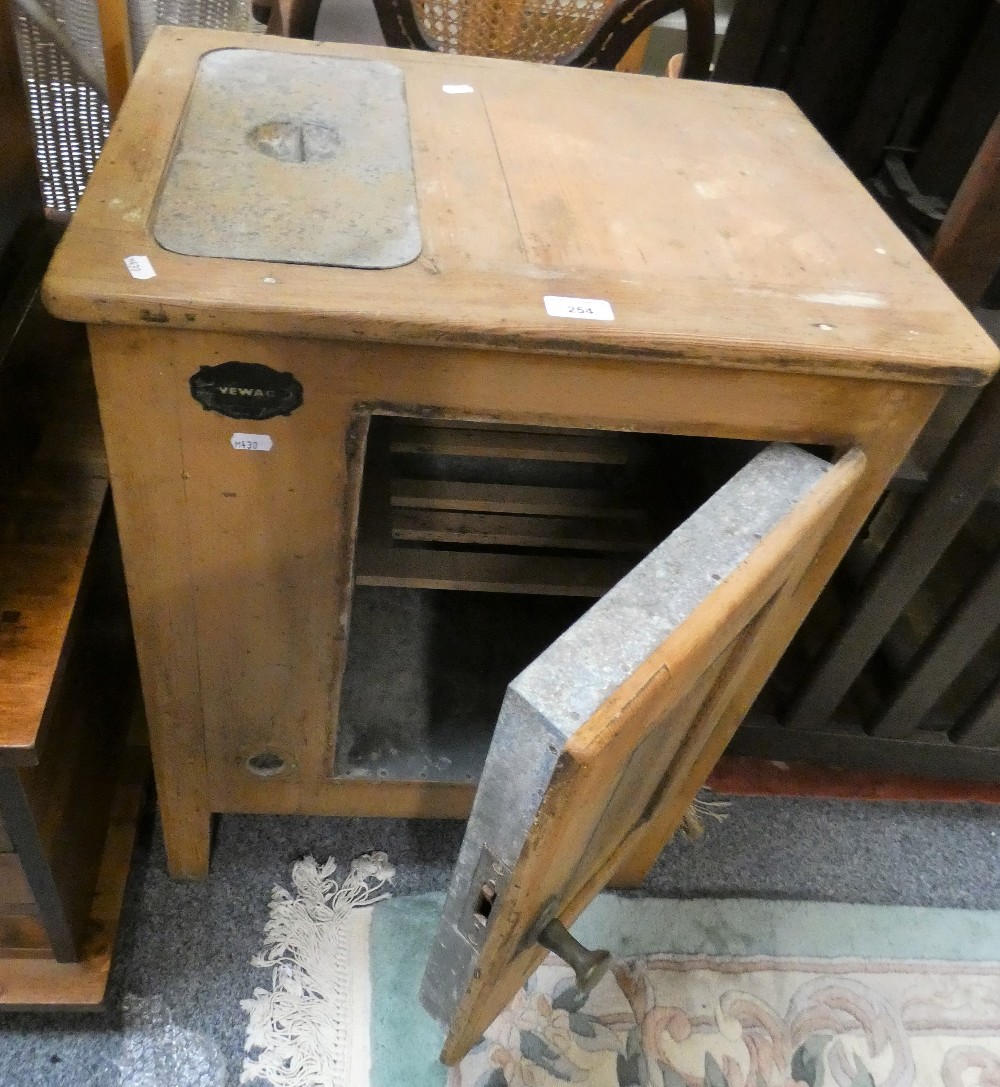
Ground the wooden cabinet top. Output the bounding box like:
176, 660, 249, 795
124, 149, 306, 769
44, 27, 997, 387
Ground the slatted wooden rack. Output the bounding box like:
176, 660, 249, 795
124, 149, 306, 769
354, 418, 662, 597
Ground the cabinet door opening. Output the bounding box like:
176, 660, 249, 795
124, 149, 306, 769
332, 416, 817, 785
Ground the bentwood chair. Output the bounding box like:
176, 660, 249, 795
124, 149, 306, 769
253, 0, 716, 78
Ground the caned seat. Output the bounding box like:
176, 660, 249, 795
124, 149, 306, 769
254, 0, 715, 77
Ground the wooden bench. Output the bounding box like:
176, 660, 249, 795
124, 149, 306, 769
0, 231, 145, 1008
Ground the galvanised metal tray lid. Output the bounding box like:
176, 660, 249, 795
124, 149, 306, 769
153, 48, 422, 269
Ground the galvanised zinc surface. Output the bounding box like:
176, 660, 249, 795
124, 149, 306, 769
154, 50, 421, 269
420, 443, 829, 1024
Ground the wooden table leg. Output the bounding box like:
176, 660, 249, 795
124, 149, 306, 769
95, 0, 133, 117
266, 0, 324, 38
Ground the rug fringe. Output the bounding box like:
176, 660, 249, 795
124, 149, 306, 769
680, 790, 732, 841
240, 852, 394, 1087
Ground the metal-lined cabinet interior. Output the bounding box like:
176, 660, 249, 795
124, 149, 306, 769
43, 24, 997, 924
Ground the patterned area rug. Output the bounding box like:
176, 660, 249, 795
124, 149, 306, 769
242, 861, 1000, 1087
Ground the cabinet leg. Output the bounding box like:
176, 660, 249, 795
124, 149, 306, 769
160, 800, 212, 880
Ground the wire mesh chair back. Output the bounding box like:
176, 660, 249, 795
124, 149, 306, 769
9, 0, 260, 213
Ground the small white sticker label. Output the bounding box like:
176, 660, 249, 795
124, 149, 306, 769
442, 84, 474, 94
231, 433, 273, 452
543, 295, 614, 321
124, 255, 156, 280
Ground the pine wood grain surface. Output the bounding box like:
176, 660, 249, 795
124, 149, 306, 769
0, 351, 108, 761
48, 27, 998, 893
44, 28, 997, 386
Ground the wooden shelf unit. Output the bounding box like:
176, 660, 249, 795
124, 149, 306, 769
0, 254, 145, 1008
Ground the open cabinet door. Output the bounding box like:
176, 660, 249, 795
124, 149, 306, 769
419, 442, 867, 1064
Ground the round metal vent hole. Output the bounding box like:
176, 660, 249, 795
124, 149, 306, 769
246, 752, 286, 777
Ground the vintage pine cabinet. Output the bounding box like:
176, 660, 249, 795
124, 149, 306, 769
43, 27, 997, 1032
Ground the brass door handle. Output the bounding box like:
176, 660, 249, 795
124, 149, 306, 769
537, 918, 611, 994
